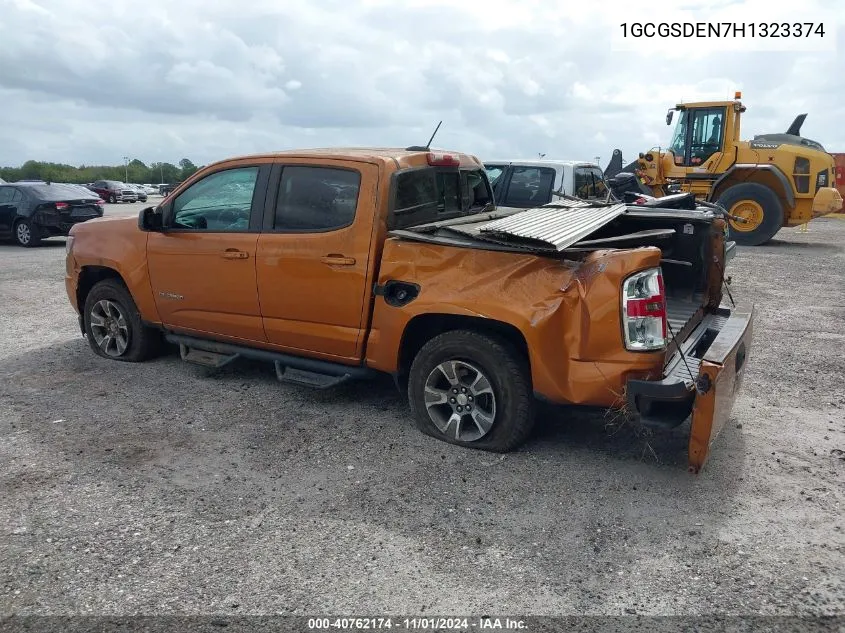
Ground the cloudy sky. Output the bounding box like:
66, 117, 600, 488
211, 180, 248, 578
1, 0, 842, 169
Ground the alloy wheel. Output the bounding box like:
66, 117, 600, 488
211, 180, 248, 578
423, 360, 497, 442
89, 299, 130, 357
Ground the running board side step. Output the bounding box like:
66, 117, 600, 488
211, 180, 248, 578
179, 344, 240, 368
165, 333, 375, 389
274, 364, 354, 389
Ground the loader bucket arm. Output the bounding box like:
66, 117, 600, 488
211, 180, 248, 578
786, 114, 807, 136
604, 149, 624, 178
604, 149, 641, 179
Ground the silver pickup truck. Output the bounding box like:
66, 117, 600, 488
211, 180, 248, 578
484, 159, 736, 263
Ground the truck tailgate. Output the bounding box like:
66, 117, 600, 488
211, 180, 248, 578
626, 304, 755, 473
687, 306, 755, 473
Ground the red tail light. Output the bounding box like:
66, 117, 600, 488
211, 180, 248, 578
96, 199, 105, 206
427, 152, 460, 167
55, 202, 69, 210
621, 268, 667, 351
634, 197, 647, 205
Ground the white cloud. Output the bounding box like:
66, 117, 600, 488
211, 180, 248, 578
0, 0, 843, 169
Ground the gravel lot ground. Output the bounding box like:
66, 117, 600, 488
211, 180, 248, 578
0, 205, 843, 619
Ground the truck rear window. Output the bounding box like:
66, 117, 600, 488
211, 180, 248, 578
391, 167, 492, 229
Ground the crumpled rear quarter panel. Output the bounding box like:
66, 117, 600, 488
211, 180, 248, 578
366, 239, 666, 407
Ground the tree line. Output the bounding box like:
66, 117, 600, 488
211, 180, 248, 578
0, 158, 202, 185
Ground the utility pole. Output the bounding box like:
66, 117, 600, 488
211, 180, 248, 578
123, 156, 129, 183
594, 156, 601, 166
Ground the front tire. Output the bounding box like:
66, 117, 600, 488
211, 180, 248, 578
83, 279, 161, 362
13, 218, 41, 247
408, 330, 535, 452
109, 193, 117, 203
717, 183, 784, 246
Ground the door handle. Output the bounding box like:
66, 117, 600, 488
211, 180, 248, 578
321, 255, 356, 266
221, 249, 249, 259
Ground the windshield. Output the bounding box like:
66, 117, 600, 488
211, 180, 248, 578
574, 167, 609, 199
484, 165, 505, 188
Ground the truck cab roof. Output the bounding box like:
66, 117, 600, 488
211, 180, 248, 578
209, 148, 484, 171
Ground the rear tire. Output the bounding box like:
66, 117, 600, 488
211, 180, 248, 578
717, 183, 784, 246
408, 330, 535, 452
83, 279, 161, 362
13, 218, 41, 247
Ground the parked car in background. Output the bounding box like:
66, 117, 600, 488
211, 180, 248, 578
127, 184, 148, 202
140, 184, 159, 195
87, 180, 138, 204
0, 181, 104, 246
159, 182, 180, 196
483, 160, 609, 208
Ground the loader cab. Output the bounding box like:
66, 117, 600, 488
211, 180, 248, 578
667, 105, 728, 169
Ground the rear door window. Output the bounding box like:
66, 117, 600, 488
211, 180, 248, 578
273, 166, 361, 232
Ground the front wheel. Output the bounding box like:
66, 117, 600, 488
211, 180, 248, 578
408, 330, 535, 452
83, 279, 161, 362
108, 193, 117, 203
717, 183, 784, 246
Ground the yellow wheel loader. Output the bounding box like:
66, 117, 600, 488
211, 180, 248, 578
604, 93, 843, 245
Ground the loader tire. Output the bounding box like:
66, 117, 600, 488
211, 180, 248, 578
717, 183, 784, 246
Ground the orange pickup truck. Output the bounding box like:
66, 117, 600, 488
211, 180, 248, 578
65, 147, 755, 473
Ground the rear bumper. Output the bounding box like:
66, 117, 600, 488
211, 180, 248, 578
812, 187, 843, 216
34, 210, 104, 235
626, 305, 755, 473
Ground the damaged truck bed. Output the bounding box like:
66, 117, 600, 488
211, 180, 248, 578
66, 148, 752, 473
386, 196, 753, 472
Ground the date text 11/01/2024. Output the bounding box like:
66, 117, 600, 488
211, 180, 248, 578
619, 22, 826, 38
308, 617, 527, 630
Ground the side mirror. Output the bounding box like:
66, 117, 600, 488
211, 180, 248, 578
138, 206, 164, 232
666, 110, 674, 126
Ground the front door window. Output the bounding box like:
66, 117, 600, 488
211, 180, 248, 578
172, 167, 259, 232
